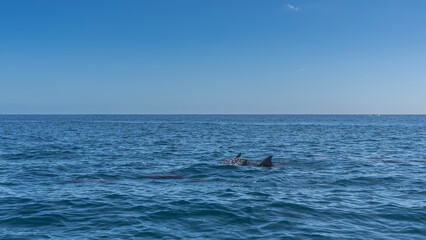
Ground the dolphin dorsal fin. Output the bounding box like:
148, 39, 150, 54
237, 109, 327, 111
258, 155, 273, 167
236, 153, 242, 158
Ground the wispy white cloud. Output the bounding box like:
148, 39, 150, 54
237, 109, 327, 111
287, 4, 301, 11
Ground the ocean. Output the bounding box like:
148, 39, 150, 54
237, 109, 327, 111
0, 115, 425, 239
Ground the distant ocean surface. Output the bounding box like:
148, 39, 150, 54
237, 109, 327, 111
0, 115, 425, 239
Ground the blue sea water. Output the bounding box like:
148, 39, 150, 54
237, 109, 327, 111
0, 115, 425, 239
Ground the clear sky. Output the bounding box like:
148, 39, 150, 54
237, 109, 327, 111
1, 0, 425, 114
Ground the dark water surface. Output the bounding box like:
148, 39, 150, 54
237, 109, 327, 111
0, 115, 425, 239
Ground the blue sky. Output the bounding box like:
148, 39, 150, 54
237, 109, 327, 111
1, 0, 425, 114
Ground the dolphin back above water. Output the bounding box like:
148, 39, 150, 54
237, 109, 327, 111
258, 155, 274, 167
223, 153, 274, 167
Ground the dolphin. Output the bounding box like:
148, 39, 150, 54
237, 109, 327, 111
139, 172, 186, 179
223, 153, 248, 166
223, 153, 274, 167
